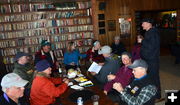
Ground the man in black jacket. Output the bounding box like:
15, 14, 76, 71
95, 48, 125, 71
111, 36, 126, 56
140, 18, 161, 99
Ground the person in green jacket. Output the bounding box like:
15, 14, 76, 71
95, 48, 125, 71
13, 52, 35, 96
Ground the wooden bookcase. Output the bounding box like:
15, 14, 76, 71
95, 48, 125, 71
0, 0, 94, 72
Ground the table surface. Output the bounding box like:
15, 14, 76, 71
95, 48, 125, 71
60, 84, 115, 105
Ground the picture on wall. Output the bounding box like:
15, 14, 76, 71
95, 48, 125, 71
108, 20, 116, 31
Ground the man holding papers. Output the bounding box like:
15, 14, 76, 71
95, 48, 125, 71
89, 45, 120, 88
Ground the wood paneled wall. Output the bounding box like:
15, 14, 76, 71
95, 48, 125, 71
93, 0, 180, 50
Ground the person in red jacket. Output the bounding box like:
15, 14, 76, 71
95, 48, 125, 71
30, 60, 69, 105
86, 40, 105, 63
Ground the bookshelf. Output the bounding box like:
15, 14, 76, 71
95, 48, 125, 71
0, 0, 94, 72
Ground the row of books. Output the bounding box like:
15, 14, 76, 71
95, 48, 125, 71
0, 36, 50, 48
0, 9, 91, 23
48, 25, 93, 34
0, 40, 16, 48
0, 18, 91, 31
0, 25, 93, 39
1, 45, 40, 56
0, 29, 49, 39
0, 2, 91, 13
0, 32, 94, 49
0, 4, 54, 13
53, 39, 92, 50
5, 64, 14, 73
0, 0, 47, 3
51, 32, 94, 42
55, 2, 91, 10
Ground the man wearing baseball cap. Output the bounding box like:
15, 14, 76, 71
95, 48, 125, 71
90, 45, 120, 87
140, 18, 161, 99
30, 60, 69, 105
13, 52, 35, 89
34, 40, 59, 76
0, 73, 29, 105
113, 59, 157, 105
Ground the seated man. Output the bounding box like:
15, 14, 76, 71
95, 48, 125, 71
90, 45, 121, 87
0, 73, 29, 105
113, 59, 157, 105
13, 52, 35, 92
111, 35, 126, 56
30, 60, 69, 105
104, 52, 133, 100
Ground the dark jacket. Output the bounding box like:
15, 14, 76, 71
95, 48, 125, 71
132, 43, 141, 61
111, 42, 126, 56
95, 54, 121, 84
86, 48, 105, 63
13, 63, 35, 88
140, 28, 160, 61
35, 50, 57, 71
0, 93, 29, 105
120, 75, 157, 105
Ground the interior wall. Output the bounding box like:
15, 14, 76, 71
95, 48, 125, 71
95, 0, 180, 50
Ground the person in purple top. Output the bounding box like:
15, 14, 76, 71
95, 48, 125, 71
132, 35, 143, 61
103, 52, 133, 102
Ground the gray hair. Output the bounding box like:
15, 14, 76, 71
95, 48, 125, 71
114, 36, 120, 40
2, 87, 7, 93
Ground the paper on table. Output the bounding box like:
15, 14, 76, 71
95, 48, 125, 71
88, 62, 102, 74
70, 85, 84, 90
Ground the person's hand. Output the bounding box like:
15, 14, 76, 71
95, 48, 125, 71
103, 90, 107, 95
107, 74, 116, 81
70, 62, 75, 66
98, 63, 104, 66
92, 47, 95, 52
27, 69, 34, 74
113, 83, 124, 92
56, 62, 59, 69
90, 72, 97, 76
63, 78, 69, 84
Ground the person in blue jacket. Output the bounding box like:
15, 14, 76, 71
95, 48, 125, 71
63, 41, 86, 70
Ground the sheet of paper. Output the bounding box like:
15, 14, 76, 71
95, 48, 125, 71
88, 62, 102, 74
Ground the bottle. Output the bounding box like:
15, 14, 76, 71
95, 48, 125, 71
91, 95, 99, 105
77, 97, 83, 105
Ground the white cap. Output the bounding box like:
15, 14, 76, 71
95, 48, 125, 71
98, 45, 112, 54
1, 73, 28, 88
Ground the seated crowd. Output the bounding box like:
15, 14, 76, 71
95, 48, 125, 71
0, 37, 158, 105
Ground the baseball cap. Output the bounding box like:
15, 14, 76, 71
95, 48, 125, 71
14, 52, 29, 62
141, 18, 154, 24
98, 45, 112, 54
128, 59, 148, 69
35, 60, 51, 72
41, 40, 51, 47
1, 73, 28, 88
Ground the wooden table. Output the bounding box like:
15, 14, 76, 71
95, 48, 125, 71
60, 85, 115, 105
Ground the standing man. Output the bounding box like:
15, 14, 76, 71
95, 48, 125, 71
140, 18, 161, 99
